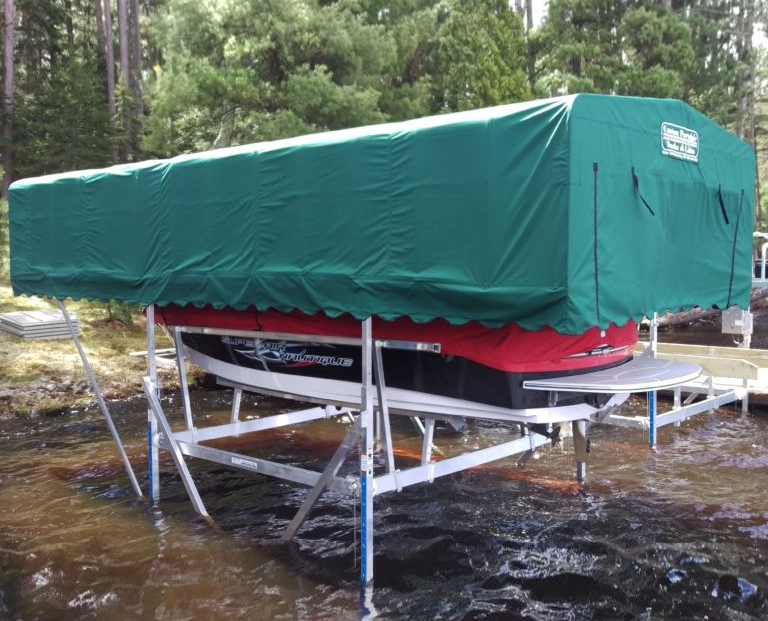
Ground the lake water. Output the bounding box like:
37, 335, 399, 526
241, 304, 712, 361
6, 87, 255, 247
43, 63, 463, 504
1, 389, 767, 619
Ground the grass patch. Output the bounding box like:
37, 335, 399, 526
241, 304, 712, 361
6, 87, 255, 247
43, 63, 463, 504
0, 291, 183, 415
0, 304, 183, 415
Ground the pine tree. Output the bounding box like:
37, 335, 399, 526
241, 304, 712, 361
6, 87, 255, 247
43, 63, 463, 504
2, 0, 15, 197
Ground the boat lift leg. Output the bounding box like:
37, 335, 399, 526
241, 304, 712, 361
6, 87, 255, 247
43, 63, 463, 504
373, 341, 395, 473
410, 415, 426, 436
516, 425, 539, 465
421, 418, 436, 465
648, 313, 658, 450
673, 386, 682, 427
572, 420, 589, 482
360, 318, 375, 587
743, 378, 749, 414
231, 388, 243, 424
147, 306, 160, 501
173, 326, 195, 430
282, 417, 362, 541
57, 299, 143, 499
142, 376, 209, 517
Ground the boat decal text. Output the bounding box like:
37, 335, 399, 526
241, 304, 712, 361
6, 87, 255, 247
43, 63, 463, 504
222, 336, 354, 368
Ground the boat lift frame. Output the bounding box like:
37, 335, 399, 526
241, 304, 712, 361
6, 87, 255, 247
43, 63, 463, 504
55, 300, 764, 588
141, 310, 557, 586
137, 307, 741, 586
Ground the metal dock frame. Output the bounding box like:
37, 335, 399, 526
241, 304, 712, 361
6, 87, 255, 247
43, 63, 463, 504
527, 314, 764, 451
142, 315, 553, 587
604, 312, 768, 444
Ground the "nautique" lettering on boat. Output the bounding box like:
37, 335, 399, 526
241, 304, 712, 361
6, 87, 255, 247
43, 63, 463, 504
222, 336, 354, 368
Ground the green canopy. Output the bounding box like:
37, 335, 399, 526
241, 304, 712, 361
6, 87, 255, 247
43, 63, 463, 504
9, 94, 755, 334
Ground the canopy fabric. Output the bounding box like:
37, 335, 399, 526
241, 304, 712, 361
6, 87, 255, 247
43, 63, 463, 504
155, 305, 638, 373
9, 94, 755, 334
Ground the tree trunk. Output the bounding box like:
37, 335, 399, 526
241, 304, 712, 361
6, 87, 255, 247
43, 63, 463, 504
525, 0, 535, 89
64, 0, 74, 52
117, 0, 129, 91
116, 0, 131, 159
737, 0, 754, 143
95, 0, 105, 58
2, 0, 14, 198
213, 108, 235, 149
525, 0, 533, 32
129, 0, 142, 116
104, 0, 116, 118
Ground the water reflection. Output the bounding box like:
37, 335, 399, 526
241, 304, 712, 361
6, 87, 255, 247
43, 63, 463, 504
0, 392, 767, 619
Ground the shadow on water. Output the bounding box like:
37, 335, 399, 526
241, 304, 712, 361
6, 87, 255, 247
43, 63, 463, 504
1, 390, 768, 619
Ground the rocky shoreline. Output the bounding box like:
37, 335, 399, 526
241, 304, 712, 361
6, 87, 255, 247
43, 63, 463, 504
1, 378, 127, 418
0, 365, 190, 418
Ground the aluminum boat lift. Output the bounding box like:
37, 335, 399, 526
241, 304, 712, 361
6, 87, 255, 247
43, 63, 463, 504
57, 302, 766, 588
140, 309, 711, 587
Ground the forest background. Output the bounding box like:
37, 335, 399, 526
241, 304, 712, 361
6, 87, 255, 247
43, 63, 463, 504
0, 0, 765, 413
1, 0, 767, 283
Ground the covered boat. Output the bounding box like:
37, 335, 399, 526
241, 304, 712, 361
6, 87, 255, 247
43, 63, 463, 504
8, 94, 755, 422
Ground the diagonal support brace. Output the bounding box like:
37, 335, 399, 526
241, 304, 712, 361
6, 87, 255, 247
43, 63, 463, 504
373, 341, 395, 473
282, 416, 362, 540
58, 299, 143, 498
142, 376, 209, 517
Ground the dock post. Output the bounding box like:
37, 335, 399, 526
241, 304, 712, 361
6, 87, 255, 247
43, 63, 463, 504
230, 387, 243, 424
360, 317, 375, 586
147, 305, 160, 501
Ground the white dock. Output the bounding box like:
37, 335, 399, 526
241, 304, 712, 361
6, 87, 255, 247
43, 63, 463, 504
0, 309, 79, 340
596, 339, 768, 437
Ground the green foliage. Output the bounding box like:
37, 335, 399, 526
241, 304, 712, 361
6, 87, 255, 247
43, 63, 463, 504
14, 55, 115, 177
3, 0, 765, 184
430, 0, 530, 112
535, 0, 625, 95
11, 0, 117, 178
617, 6, 694, 99
145, 0, 538, 154
533, 0, 743, 126
364, 0, 438, 120
681, 0, 743, 127
285, 64, 386, 129
144, 0, 400, 154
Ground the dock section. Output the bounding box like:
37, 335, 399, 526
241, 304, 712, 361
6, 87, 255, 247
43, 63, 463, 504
599, 340, 768, 439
